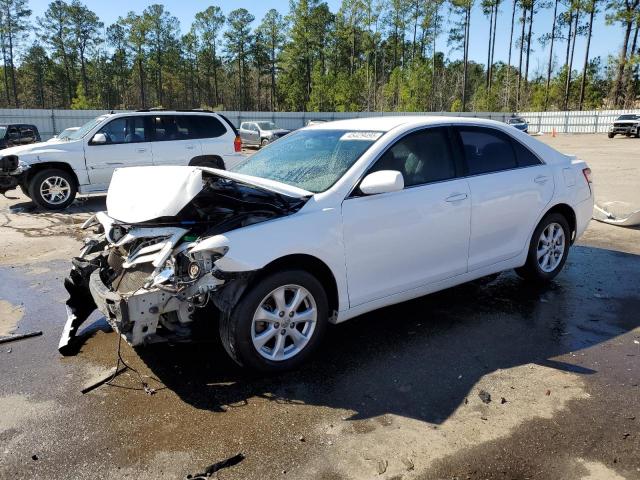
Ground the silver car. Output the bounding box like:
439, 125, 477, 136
239, 121, 290, 148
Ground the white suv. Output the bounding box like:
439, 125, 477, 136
0, 110, 244, 210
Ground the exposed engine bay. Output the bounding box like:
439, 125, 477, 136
59, 166, 308, 354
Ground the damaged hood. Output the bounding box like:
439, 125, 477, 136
106, 166, 311, 224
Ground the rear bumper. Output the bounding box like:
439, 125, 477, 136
574, 195, 595, 241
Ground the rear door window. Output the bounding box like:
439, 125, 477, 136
368, 127, 456, 187
456, 127, 518, 175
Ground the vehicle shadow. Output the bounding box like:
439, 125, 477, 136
134, 245, 640, 424
8, 195, 106, 215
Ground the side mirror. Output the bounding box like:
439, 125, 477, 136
359, 170, 404, 195
91, 133, 107, 144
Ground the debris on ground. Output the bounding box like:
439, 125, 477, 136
0, 331, 42, 345
501, 397, 508, 404
478, 390, 492, 404
31, 455, 38, 461
185, 453, 245, 479
593, 203, 640, 227
81, 366, 126, 394
401, 457, 415, 471
376, 459, 388, 475
546, 389, 552, 396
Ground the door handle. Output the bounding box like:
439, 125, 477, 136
445, 193, 468, 203
105, 162, 124, 165
137, 148, 147, 153
534, 175, 549, 184
186, 145, 195, 150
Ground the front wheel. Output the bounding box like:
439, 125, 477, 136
219, 269, 328, 372
260, 138, 269, 148
515, 213, 571, 282
29, 168, 77, 210
608, 133, 614, 138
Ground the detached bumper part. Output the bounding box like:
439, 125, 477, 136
59, 259, 99, 355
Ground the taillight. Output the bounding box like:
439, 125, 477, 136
582, 167, 592, 184
234, 135, 242, 153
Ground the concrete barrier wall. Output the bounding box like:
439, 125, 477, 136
1, 108, 638, 139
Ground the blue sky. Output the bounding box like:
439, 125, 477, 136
28, 0, 622, 77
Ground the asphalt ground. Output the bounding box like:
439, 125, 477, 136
0, 133, 639, 480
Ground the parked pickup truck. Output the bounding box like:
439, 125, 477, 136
0, 110, 243, 210
608, 114, 640, 138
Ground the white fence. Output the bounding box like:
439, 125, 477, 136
0, 108, 637, 139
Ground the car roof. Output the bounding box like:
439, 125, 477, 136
305, 115, 515, 132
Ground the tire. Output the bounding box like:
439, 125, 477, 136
219, 269, 328, 372
515, 213, 571, 282
28, 168, 77, 210
19, 185, 31, 199
608, 133, 614, 138
260, 138, 269, 148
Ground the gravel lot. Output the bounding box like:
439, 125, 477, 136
0, 133, 639, 480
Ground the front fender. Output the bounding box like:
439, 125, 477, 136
194, 207, 349, 311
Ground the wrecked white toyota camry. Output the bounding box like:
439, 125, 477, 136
60, 117, 594, 371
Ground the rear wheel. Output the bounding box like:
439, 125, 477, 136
608, 133, 614, 138
29, 168, 77, 210
260, 138, 269, 148
219, 269, 328, 372
515, 213, 570, 282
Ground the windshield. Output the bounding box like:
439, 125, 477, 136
617, 115, 639, 120
58, 128, 77, 140
232, 129, 383, 193
66, 115, 109, 140
256, 121, 277, 130
508, 117, 525, 124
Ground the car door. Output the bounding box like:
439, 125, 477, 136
239, 122, 252, 145
84, 116, 153, 190
454, 126, 555, 271
341, 127, 471, 307
150, 115, 203, 166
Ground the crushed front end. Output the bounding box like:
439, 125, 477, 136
59, 167, 307, 355
0, 155, 27, 196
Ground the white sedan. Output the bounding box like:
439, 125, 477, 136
61, 117, 594, 372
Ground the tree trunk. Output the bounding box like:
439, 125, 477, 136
138, 50, 146, 108
624, 16, 640, 106
462, 4, 471, 111
524, 0, 535, 85
489, 0, 499, 91
516, 3, 526, 108
506, 0, 517, 109
486, 1, 494, 89
431, 3, 439, 111
613, 1, 639, 106
564, 6, 580, 109
579, 0, 595, 110
545, 0, 559, 110
6, 12, 18, 107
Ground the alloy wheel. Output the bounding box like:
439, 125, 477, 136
39, 176, 71, 205
251, 284, 317, 361
537, 222, 565, 273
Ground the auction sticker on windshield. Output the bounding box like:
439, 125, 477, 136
340, 131, 383, 141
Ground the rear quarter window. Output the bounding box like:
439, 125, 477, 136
189, 115, 226, 139
511, 139, 542, 167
